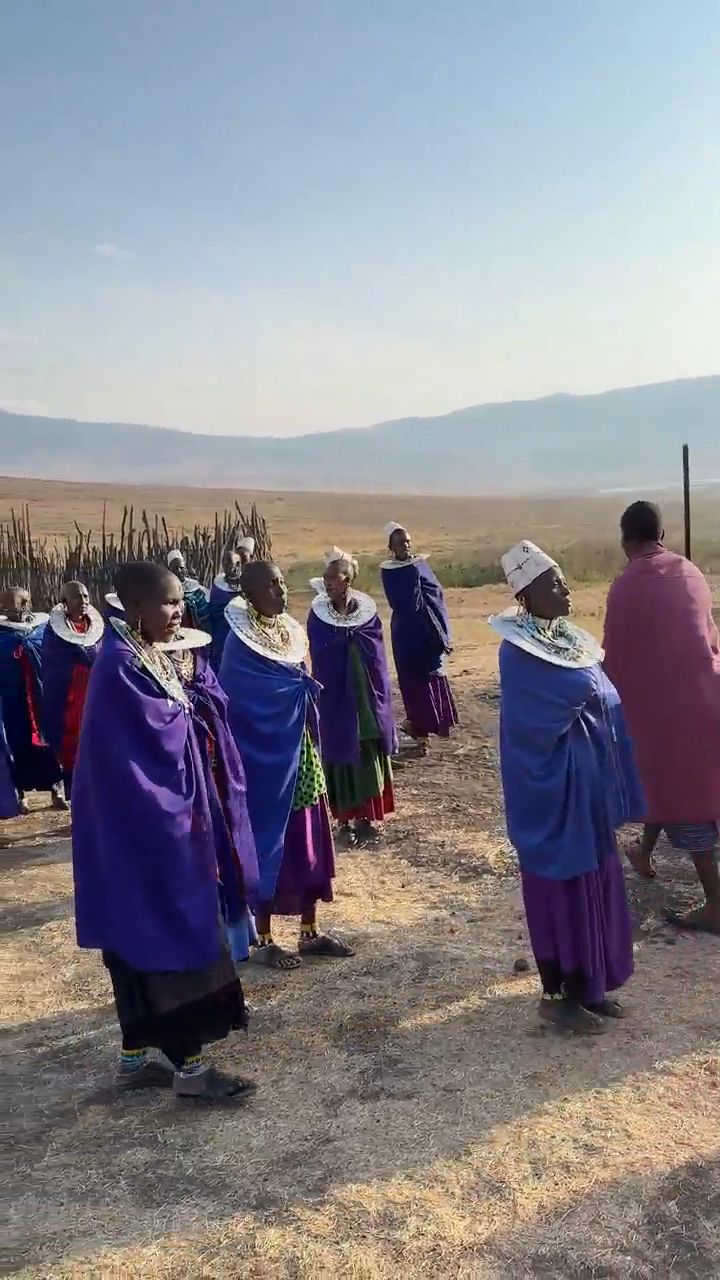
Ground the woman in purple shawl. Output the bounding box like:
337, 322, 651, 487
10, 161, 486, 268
220, 561, 353, 971
380, 523, 458, 754
41, 582, 104, 802
0, 586, 65, 813
307, 549, 396, 847
72, 562, 255, 1103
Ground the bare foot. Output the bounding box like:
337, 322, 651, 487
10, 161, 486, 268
665, 905, 720, 936
625, 842, 656, 880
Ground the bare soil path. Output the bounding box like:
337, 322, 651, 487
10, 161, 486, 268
3, 588, 719, 1279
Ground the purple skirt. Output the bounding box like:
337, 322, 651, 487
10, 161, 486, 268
264, 798, 336, 916
397, 669, 458, 739
521, 848, 633, 1005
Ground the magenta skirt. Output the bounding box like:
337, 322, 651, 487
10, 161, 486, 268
397, 669, 458, 739
521, 848, 634, 1006
265, 798, 336, 916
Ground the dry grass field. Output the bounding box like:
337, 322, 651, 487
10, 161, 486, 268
4, 571, 720, 1279
1, 475, 718, 575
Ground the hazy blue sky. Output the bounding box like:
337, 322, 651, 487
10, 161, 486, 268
1, 0, 719, 436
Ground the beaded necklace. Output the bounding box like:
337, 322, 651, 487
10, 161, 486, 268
111, 618, 189, 706
514, 610, 588, 663
171, 648, 196, 685
246, 603, 293, 656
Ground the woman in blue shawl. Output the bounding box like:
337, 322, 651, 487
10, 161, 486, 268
72, 561, 255, 1103
0, 586, 65, 813
491, 541, 642, 1036
307, 548, 396, 847
380, 522, 458, 754
220, 561, 353, 970
162, 622, 260, 964
166, 549, 211, 632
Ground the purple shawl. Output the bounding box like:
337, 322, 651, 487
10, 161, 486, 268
307, 608, 396, 765
381, 558, 452, 678
72, 626, 231, 971
41, 621, 102, 756
184, 648, 260, 914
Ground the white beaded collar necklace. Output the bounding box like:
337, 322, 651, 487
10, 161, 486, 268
380, 554, 429, 571
213, 574, 242, 594
225, 597, 308, 665
49, 603, 104, 648
310, 588, 377, 629
0, 613, 49, 632
110, 617, 190, 707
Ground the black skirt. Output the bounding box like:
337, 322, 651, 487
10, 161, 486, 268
103, 940, 246, 1061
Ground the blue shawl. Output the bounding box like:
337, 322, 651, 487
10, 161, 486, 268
219, 631, 320, 903
208, 582, 238, 671
498, 640, 643, 880
0, 622, 61, 792
381, 559, 452, 677
41, 622, 102, 757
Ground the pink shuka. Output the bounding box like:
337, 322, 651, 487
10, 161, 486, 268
603, 545, 720, 824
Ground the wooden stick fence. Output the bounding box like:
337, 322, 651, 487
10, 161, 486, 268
0, 502, 272, 611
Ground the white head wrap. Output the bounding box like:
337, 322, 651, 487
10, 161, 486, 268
238, 536, 255, 555
383, 521, 404, 539
501, 541, 559, 595
167, 548, 184, 566
324, 545, 347, 566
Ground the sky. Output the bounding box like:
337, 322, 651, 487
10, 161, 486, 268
1, 0, 719, 437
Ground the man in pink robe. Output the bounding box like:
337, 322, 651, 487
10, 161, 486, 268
603, 501, 720, 935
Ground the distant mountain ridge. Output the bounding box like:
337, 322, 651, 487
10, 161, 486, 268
1, 375, 718, 495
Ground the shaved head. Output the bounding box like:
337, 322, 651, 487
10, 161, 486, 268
113, 561, 183, 643
241, 560, 288, 618
1, 585, 31, 621
60, 580, 90, 621
114, 560, 178, 608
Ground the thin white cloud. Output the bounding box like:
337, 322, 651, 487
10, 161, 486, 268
0, 398, 47, 414
0, 330, 39, 346
92, 242, 133, 260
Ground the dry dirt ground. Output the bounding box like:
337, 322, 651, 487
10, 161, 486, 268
3, 586, 720, 1280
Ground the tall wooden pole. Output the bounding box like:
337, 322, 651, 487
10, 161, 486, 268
682, 443, 692, 561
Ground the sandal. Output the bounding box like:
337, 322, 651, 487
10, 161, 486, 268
117, 1060, 174, 1091
585, 999, 626, 1019
298, 932, 355, 959
173, 1067, 257, 1102
249, 942, 301, 970
354, 820, 381, 847
538, 998, 607, 1036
